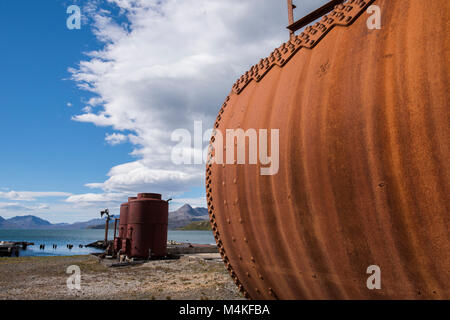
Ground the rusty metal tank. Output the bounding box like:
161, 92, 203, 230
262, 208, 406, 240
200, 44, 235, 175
113, 202, 127, 252
206, 0, 449, 299
115, 197, 137, 254
128, 193, 169, 258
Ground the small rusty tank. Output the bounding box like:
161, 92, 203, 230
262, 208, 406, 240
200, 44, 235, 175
113, 202, 127, 252
128, 193, 169, 259
206, 0, 449, 299
115, 197, 137, 255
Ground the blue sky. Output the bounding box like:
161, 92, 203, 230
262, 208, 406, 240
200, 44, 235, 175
0, 0, 321, 223
0, 1, 132, 193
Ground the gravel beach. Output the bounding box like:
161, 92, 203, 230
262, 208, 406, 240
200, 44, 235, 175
0, 254, 244, 300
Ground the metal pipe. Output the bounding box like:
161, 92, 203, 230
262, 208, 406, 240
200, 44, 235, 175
113, 218, 119, 240
286, 0, 296, 39
287, 0, 345, 33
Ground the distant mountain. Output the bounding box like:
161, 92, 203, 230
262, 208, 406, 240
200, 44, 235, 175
0, 216, 7, 229
0, 215, 105, 230
85, 205, 209, 230
0, 204, 209, 230
0, 215, 52, 229
61, 218, 107, 230
172, 204, 208, 217
86, 221, 115, 230
168, 204, 209, 229
0, 216, 12, 229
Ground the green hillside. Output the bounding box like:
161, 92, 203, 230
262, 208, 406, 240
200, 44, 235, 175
177, 220, 212, 231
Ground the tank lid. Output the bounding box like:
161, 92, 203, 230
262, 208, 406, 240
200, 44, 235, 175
137, 193, 162, 200
128, 197, 138, 202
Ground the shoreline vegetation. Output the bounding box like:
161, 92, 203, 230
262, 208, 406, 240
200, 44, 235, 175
176, 221, 212, 231
0, 254, 243, 300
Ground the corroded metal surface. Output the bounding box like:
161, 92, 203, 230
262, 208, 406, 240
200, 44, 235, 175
231, 0, 373, 95
206, 0, 449, 299
114, 202, 128, 252
128, 193, 168, 258
115, 197, 137, 255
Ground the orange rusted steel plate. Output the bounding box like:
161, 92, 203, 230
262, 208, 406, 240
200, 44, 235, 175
206, 0, 449, 299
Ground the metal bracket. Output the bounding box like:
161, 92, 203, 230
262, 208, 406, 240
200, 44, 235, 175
287, 0, 346, 33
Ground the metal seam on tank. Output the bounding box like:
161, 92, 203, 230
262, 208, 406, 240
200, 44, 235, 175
231, 0, 376, 95
207, 0, 377, 300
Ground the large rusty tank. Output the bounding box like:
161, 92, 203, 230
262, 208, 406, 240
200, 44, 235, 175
206, 0, 449, 299
128, 193, 169, 258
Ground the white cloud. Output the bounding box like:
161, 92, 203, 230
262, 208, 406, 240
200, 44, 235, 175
66, 192, 127, 205
69, 0, 324, 197
105, 132, 128, 145
37, 204, 51, 210
84, 160, 202, 194
82, 106, 93, 113
0, 202, 51, 212
0, 191, 72, 202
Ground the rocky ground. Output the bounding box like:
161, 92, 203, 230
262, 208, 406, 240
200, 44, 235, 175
0, 254, 244, 300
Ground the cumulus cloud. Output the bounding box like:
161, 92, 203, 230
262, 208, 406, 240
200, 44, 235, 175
84, 160, 203, 194
66, 192, 127, 205
105, 132, 128, 145
0, 202, 51, 212
82, 106, 93, 113
0, 191, 72, 202
69, 0, 324, 204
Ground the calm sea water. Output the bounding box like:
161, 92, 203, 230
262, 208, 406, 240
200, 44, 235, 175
0, 229, 215, 257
